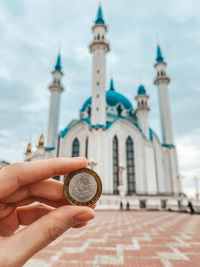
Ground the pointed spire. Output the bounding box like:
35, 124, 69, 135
156, 41, 164, 63
95, 2, 105, 25
55, 53, 62, 72
109, 78, 115, 91
38, 133, 44, 147
25, 142, 32, 154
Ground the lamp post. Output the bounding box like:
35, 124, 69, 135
193, 176, 200, 200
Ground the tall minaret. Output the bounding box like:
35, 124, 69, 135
154, 43, 174, 145
89, 2, 110, 126
135, 84, 150, 139
47, 53, 64, 148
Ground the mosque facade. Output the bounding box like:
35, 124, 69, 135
25, 4, 187, 210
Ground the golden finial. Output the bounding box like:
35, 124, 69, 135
25, 142, 32, 154
38, 133, 44, 147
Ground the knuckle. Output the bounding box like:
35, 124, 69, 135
45, 221, 66, 243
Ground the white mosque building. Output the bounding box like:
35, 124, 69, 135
25, 4, 187, 210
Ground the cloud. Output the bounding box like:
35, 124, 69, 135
0, 0, 199, 196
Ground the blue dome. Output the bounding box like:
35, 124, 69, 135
81, 90, 133, 112
137, 85, 146, 95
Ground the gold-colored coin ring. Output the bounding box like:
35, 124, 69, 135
63, 168, 102, 207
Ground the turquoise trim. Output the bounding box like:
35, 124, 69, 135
61, 116, 145, 140
91, 124, 105, 128
45, 147, 55, 151
137, 84, 146, 95
149, 128, 153, 141
156, 45, 164, 63
55, 54, 62, 72
162, 144, 175, 148
60, 118, 91, 138
95, 5, 105, 24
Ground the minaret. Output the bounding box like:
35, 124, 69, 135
154, 43, 174, 145
47, 53, 64, 148
89, 2, 110, 126
135, 84, 150, 139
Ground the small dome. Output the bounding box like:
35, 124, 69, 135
81, 90, 133, 112
137, 85, 146, 95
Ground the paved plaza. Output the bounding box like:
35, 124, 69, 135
25, 211, 200, 267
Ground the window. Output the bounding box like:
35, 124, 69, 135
117, 105, 122, 116
96, 94, 99, 98
85, 137, 88, 159
96, 107, 99, 111
126, 137, 136, 194
97, 34, 100, 40
88, 106, 91, 117
97, 82, 100, 86
72, 138, 79, 157
113, 136, 119, 194
140, 200, 146, 209
161, 200, 166, 209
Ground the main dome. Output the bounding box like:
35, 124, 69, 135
80, 90, 133, 112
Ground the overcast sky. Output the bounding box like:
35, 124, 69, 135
0, 0, 199, 196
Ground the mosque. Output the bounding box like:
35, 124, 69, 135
25, 3, 187, 210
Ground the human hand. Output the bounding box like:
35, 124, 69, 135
0, 157, 95, 267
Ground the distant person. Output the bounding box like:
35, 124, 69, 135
188, 201, 195, 214
120, 201, 123, 210
0, 157, 95, 266
126, 201, 130, 210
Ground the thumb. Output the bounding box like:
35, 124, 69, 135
7, 205, 95, 266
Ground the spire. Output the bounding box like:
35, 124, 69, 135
110, 78, 115, 91
137, 84, 146, 95
38, 133, 44, 147
25, 142, 32, 154
95, 2, 105, 25
55, 53, 62, 72
156, 43, 164, 63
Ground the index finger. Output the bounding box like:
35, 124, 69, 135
0, 157, 87, 199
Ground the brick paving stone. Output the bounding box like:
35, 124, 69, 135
24, 211, 200, 267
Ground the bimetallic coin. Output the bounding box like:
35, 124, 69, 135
63, 168, 102, 206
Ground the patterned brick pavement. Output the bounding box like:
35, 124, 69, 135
25, 211, 200, 267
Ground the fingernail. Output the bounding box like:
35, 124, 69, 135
73, 209, 95, 223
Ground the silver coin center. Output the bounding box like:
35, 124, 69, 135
69, 172, 97, 203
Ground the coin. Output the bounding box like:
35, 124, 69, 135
63, 168, 102, 206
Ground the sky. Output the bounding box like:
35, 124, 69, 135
0, 0, 200, 197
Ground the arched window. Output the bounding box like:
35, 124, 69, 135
126, 137, 136, 194
102, 35, 104, 40
88, 106, 91, 117
97, 34, 100, 40
72, 138, 79, 157
113, 136, 119, 194
117, 105, 122, 116
85, 137, 88, 159
141, 100, 144, 106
